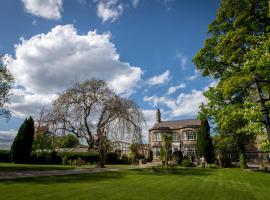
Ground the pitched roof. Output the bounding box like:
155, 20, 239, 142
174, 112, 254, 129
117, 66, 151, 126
149, 119, 201, 131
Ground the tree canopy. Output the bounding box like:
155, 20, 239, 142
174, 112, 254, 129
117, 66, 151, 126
193, 0, 270, 153
0, 57, 14, 119
10, 117, 35, 163
45, 79, 144, 167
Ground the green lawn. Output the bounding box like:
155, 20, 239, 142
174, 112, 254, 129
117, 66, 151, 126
0, 167, 270, 200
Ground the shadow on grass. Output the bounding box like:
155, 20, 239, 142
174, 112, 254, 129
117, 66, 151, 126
0, 166, 74, 172
0, 163, 74, 172
1, 171, 124, 185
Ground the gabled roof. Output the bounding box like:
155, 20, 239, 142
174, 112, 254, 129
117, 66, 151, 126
149, 119, 201, 131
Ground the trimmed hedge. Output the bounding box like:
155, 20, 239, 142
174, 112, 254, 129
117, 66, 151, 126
57, 152, 99, 164
0, 150, 10, 162
106, 152, 118, 164
1, 150, 127, 165
29, 151, 62, 164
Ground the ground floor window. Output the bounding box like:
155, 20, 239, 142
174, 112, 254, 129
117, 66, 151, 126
184, 146, 196, 157
153, 147, 160, 157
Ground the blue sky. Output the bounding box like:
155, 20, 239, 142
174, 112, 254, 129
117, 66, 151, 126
0, 0, 220, 148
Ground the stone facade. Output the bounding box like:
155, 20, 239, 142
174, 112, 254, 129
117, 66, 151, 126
149, 109, 201, 161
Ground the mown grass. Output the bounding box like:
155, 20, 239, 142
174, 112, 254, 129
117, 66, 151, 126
0, 167, 270, 200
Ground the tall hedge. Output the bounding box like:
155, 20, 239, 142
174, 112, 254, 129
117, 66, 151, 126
10, 117, 35, 163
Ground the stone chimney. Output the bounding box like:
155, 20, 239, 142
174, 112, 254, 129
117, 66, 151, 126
156, 109, 161, 123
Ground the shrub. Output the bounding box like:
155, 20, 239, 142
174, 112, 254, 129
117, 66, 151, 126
181, 159, 193, 167
62, 156, 68, 165
172, 151, 183, 165
0, 150, 10, 162
239, 153, 247, 169
207, 164, 219, 169
120, 155, 130, 164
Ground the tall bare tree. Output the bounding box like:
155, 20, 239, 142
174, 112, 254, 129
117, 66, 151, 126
48, 79, 144, 167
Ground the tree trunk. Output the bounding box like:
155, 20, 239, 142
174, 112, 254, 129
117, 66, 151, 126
96, 129, 106, 168
96, 148, 106, 168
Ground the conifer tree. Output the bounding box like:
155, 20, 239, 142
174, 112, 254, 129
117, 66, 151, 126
10, 117, 35, 163
197, 116, 213, 163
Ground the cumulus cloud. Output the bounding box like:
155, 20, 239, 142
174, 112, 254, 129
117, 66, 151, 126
96, 0, 124, 23
21, 0, 63, 20
144, 89, 207, 117
143, 80, 219, 117
147, 70, 171, 86
0, 129, 17, 150
4, 25, 142, 117
167, 83, 186, 95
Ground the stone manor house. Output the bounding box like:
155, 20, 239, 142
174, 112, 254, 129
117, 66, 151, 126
149, 109, 201, 161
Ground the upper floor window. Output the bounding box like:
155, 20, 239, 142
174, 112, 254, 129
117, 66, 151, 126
153, 132, 161, 141
173, 133, 178, 141
186, 131, 196, 140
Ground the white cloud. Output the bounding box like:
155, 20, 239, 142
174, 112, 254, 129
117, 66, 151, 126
144, 89, 207, 117
96, 0, 124, 23
147, 70, 171, 86
141, 109, 156, 141
0, 129, 17, 150
4, 25, 142, 117
167, 83, 186, 95
187, 70, 200, 81
131, 0, 140, 8
21, 0, 63, 20
9, 89, 58, 118
144, 80, 219, 118
176, 53, 187, 69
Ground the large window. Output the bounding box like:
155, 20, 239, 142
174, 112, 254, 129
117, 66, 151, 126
173, 133, 178, 141
153, 132, 161, 141
153, 147, 160, 157
186, 131, 196, 140
184, 146, 196, 156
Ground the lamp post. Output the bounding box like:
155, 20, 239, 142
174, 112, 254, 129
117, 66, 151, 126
247, 75, 270, 142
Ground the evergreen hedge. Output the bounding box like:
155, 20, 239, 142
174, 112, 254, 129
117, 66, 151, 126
0, 150, 10, 162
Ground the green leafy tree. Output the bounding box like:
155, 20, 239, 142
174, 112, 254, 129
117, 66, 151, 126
161, 133, 172, 166
0, 57, 14, 119
197, 116, 214, 163
213, 134, 236, 167
193, 0, 270, 160
32, 132, 53, 152
58, 134, 80, 148
10, 117, 35, 163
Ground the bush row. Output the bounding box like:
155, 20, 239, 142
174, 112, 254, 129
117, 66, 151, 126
0, 150, 128, 165
0, 150, 10, 162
